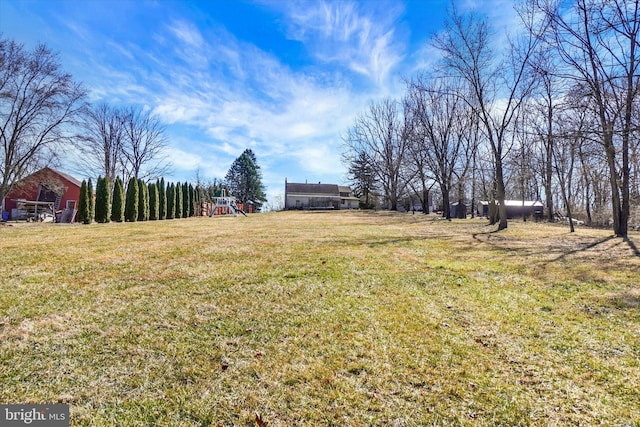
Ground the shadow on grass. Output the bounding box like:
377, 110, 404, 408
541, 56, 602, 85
357, 236, 437, 247
471, 228, 502, 247
371, 237, 429, 247
549, 235, 618, 262
471, 228, 640, 264
623, 236, 640, 257
549, 234, 640, 261
607, 292, 640, 309
586, 290, 640, 314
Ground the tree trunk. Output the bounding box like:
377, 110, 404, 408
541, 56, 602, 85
560, 185, 575, 233
442, 186, 451, 220
604, 133, 624, 237
545, 137, 554, 222
495, 160, 508, 230
422, 188, 429, 214
578, 147, 593, 225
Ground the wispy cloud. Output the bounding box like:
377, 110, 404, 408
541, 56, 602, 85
275, 0, 406, 87
115, 17, 366, 190
167, 20, 205, 48
165, 19, 211, 69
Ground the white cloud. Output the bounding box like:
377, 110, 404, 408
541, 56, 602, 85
165, 19, 211, 70
167, 19, 204, 48
275, 0, 406, 87
144, 23, 363, 163
291, 144, 340, 175
162, 146, 202, 170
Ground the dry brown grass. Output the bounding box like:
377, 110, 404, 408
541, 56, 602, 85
1, 211, 639, 426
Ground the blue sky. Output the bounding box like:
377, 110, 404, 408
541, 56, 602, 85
0, 0, 519, 204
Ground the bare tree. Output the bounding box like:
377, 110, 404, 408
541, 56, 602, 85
121, 106, 170, 182
507, 111, 542, 221
433, 5, 542, 229
76, 102, 125, 189
343, 99, 410, 210
631, 100, 640, 224
577, 136, 605, 225
536, 0, 640, 237
526, 45, 567, 222
406, 75, 471, 219
553, 103, 592, 232
0, 38, 86, 208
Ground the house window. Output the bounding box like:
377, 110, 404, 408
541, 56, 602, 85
296, 200, 301, 207
66, 200, 76, 209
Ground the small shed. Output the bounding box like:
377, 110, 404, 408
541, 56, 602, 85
2, 167, 81, 222
504, 200, 544, 219
450, 202, 467, 218
478, 200, 544, 219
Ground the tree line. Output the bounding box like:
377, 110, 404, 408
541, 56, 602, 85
76, 177, 202, 224
343, 0, 639, 237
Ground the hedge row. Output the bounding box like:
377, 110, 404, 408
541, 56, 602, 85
77, 177, 201, 224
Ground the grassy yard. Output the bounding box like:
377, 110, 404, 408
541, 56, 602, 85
1, 211, 639, 426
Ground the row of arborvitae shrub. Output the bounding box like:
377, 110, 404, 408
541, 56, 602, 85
76, 177, 202, 224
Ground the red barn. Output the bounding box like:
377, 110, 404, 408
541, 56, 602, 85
2, 167, 82, 222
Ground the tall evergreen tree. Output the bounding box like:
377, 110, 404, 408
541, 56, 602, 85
182, 182, 189, 218
175, 181, 183, 219
125, 177, 138, 222
347, 151, 377, 209
95, 176, 111, 223
94, 176, 102, 222
194, 185, 201, 216
77, 179, 90, 224
87, 178, 94, 223
149, 182, 159, 220
225, 149, 267, 211
111, 177, 125, 222
189, 184, 195, 217
158, 178, 166, 220
166, 182, 175, 219
136, 178, 149, 221
137, 179, 145, 221
143, 180, 150, 220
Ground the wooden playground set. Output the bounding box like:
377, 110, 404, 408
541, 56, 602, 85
203, 190, 249, 217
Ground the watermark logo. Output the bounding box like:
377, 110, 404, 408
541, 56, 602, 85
1, 405, 69, 426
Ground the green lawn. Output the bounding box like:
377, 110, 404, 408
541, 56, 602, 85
1, 211, 639, 426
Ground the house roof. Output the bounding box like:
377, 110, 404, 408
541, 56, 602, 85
52, 168, 82, 187
286, 182, 340, 195
479, 200, 544, 207
17, 167, 82, 188
503, 200, 544, 207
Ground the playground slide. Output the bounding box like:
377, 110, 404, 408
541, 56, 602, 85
230, 204, 247, 217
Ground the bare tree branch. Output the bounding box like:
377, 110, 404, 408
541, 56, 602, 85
121, 106, 170, 182
0, 37, 86, 209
